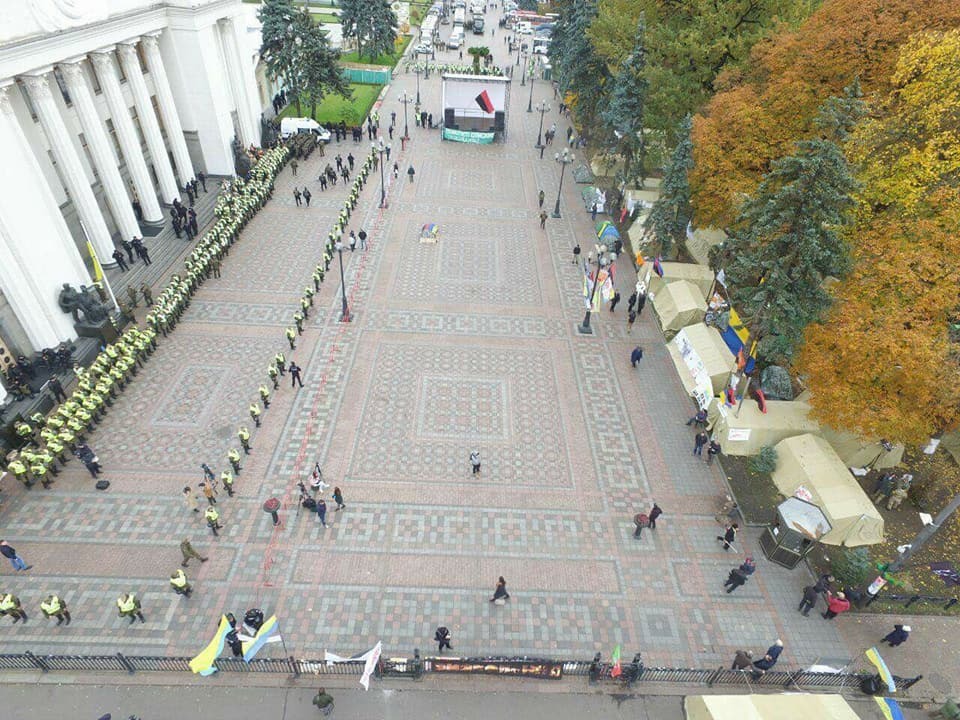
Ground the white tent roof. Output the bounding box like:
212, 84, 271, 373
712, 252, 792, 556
652, 280, 706, 340
684, 694, 861, 720
772, 434, 884, 546
707, 397, 820, 456
648, 261, 715, 298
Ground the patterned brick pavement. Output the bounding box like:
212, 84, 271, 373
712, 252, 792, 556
0, 24, 853, 672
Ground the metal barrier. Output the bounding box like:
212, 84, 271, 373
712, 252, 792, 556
868, 593, 959, 611
0, 652, 920, 696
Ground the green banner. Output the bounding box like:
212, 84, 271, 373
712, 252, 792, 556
442, 128, 495, 144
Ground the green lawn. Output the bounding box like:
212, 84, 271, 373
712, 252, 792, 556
340, 36, 411, 68
312, 11, 341, 24
280, 83, 382, 126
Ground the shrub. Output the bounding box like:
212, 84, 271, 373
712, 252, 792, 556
829, 547, 873, 588
750, 445, 778, 474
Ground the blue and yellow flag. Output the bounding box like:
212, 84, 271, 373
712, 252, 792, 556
242, 614, 280, 662
189, 615, 231, 676
865, 646, 897, 693
87, 241, 104, 282
874, 697, 904, 720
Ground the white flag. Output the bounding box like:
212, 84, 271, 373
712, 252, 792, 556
360, 641, 382, 691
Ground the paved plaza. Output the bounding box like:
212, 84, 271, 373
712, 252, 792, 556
0, 25, 852, 672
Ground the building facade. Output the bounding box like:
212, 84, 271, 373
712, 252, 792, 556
0, 0, 264, 390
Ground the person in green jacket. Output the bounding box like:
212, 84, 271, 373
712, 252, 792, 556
312, 688, 334, 715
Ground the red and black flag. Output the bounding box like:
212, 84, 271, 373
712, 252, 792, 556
475, 90, 494, 114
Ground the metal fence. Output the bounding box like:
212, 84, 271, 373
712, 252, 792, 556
0, 652, 922, 696
866, 593, 958, 611
342, 68, 391, 84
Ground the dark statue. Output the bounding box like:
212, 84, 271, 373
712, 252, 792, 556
58, 283, 109, 324
261, 114, 278, 148
232, 135, 252, 178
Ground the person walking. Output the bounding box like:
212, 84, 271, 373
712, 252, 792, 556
822, 590, 851, 620
630, 346, 643, 368
316, 498, 328, 528
470, 450, 481, 474
333, 487, 345, 511
205, 506, 222, 536
573, 242, 581, 265
312, 688, 334, 716
0, 540, 31, 571
180, 538, 208, 567
707, 439, 721, 465
751, 640, 783, 678
627, 308, 637, 332
201, 482, 217, 506
303, 188, 312, 207
648, 503, 662, 529
627, 290, 637, 312
882, 624, 911, 647
538, 189, 545, 208
358, 229, 367, 250
201, 463, 216, 483
609, 290, 621, 313
539, 210, 547, 229
117, 592, 145, 624
798, 585, 819, 616
407, 164, 416, 183
293, 188, 302, 206
183, 486, 200, 514
349, 231, 357, 251
170, 569, 193, 597
724, 566, 748, 593
111, 248, 129, 271
291, 158, 298, 176
435, 626, 453, 653
290, 362, 304, 388
731, 649, 753, 671
693, 431, 709, 456
636, 290, 647, 316
490, 576, 510, 603
717, 522, 739, 551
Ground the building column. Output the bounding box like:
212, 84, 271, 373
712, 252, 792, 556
0, 82, 91, 347
141, 33, 195, 184
116, 41, 179, 203
217, 17, 258, 147
20, 71, 116, 264
89, 48, 163, 225
226, 15, 264, 143
58, 59, 142, 244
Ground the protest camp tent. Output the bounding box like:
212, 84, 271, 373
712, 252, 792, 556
667, 323, 733, 403
771, 434, 884, 547
647, 261, 714, 298
684, 694, 861, 720
820, 426, 904, 470
707, 397, 819, 457
652, 280, 706, 340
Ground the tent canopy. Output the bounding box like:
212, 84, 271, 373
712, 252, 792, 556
684, 225, 727, 266
771, 434, 884, 546
684, 694, 861, 720
653, 280, 706, 340
667, 323, 733, 403
707, 397, 820, 456
648, 261, 715, 298
820, 426, 904, 470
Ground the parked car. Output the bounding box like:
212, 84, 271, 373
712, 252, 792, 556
279, 117, 331, 143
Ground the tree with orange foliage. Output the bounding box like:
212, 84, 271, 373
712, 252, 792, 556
795, 31, 960, 442
690, 0, 960, 230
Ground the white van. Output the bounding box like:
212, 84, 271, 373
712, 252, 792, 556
447, 28, 464, 48
516, 21, 532, 35
279, 117, 331, 143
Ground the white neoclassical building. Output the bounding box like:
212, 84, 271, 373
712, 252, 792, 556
0, 0, 265, 380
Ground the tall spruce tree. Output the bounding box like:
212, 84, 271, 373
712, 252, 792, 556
549, 0, 608, 121
259, 0, 305, 113
644, 115, 693, 257
725, 95, 864, 361
301, 23, 352, 119
339, 0, 398, 61
601, 17, 649, 187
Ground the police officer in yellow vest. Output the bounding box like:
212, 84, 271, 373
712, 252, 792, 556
258, 384, 271, 409
205, 506, 222, 536
117, 592, 145, 623
238, 426, 251, 454
227, 448, 242, 475
249, 402, 262, 428
267, 363, 279, 389
170, 569, 193, 597
221, 469, 235, 497
40, 594, 71, 625
6, 457, 30, 488
286, 326, 296, 350
0, 593, 27, 623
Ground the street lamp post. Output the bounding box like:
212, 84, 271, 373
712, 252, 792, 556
415, 64, 422, 105
521, 52, 527, 86
527, 60, 535, 112
424, 50, 431, 79
516, 39, 521, 65
552, 149, 573, 218
534, 101, 550, 148
373, 140, 387, 208
398, 91, 411, 140
334, 241, 351, 322
578, 244, 617, 335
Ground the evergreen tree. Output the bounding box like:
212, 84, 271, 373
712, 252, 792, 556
302, 24, 352, 119
549, 0, 608, 122
259, 0, 305, 113
339, 0, 398, 61
644, 115, 693, 256
601, 17, 649, 187
725, 96, 863, 361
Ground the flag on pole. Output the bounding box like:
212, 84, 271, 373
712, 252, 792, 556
242, 614, 281, 662
475, 90, 494, 114
610, 644, 622, 678
653, 255, 664, 277
360, 641, 382, 690
189, 615, 231, 676
87, 241, 104, 282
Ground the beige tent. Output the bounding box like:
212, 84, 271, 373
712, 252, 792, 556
667, 324, 734, 404
648, 261, 715, 298
685, 225, 727, 266
941, 431, 960, 465
653, 281, 707, 340
820, 426, 904, 470
707, 398, 820, 456
684, 694, 861, 720
771, 434, 884, 546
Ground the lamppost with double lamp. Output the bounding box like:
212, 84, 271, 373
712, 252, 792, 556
414, 63, 422, 104
424, 49, 431, 79
334, 240, 351, 322
578, 244, 617, 335
398, 91, 411, 140
372, 139, 387, 208
535, 100, 550, 148
521, 51, 528, 86
516, 37, 522, 65
552, 148, 574, 218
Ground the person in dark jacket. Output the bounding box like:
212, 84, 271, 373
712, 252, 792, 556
630, 346, 643, 368
798, 585, 819, 616
731, 649, 753, 670
724, 567, 748, 593
882, 624, 911, 647
490, 576, 509, 602
435, 626, 453, 652
648, 503, 662, 529
717, 523, 739, 551
751, 640, 783, 677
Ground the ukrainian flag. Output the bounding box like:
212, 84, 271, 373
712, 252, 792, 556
242, 614, 280, 662
189, 615, 231, 676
